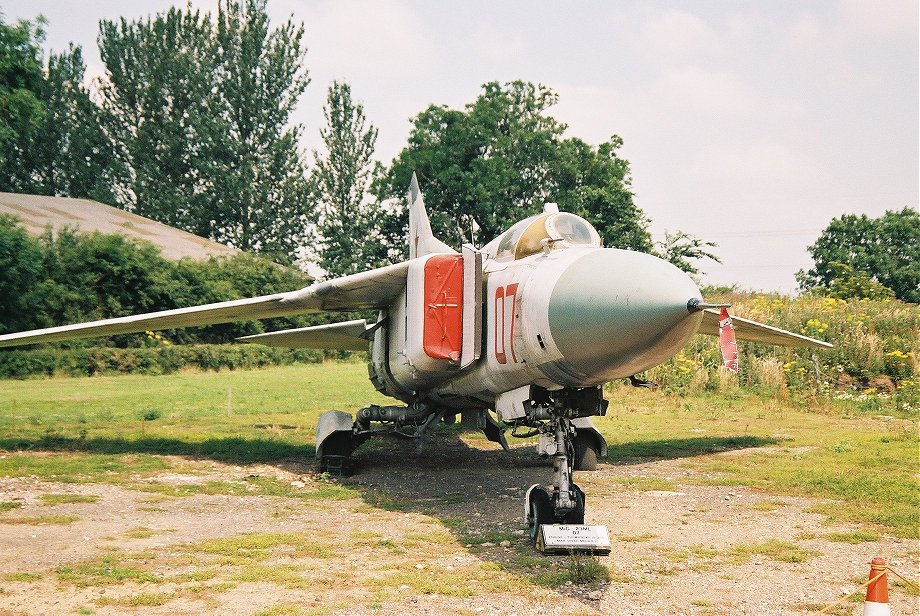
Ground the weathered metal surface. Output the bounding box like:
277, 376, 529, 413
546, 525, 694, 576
238, 320, 369, 351
314, 410, 354, 459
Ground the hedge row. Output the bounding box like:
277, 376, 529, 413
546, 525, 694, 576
0, 344, 360, 379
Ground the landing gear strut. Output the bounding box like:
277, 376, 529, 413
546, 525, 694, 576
526, 415, 586, 544
314, 403, 442, 474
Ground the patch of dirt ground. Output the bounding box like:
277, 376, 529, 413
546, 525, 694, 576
0, 431, 916, 615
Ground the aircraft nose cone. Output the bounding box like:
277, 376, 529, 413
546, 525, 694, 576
547, 249, 702, 383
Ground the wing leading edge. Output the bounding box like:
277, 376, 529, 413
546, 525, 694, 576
0, 261, 409, 348
697, 309, 832, 349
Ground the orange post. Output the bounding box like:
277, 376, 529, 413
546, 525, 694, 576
862, 557, 891, 616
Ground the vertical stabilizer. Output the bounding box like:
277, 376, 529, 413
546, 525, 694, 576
408, 173, 455, 259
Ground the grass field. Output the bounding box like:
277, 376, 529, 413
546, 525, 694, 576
0, 362, 917, 614
0, 362, 914, 538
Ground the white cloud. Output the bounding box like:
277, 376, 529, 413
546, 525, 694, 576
649, 66, 801, 120
468, 22, 524, 64
286, 0, 436, 84
839, 0, 917, 38
630, 8, 723, 63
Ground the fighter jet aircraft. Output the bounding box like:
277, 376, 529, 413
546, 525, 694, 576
0, 175, 831, 542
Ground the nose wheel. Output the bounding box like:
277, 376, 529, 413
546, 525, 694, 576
527, 486, 552, 544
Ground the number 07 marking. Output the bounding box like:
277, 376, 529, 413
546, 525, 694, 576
494, 283, 518, 365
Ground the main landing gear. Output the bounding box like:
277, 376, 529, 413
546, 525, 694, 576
314, 403, 443, 474
314, 387, 608, 549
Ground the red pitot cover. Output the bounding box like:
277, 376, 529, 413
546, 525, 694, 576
718, 307, 739, 373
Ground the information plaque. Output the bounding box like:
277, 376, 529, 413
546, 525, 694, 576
536, 524, 611, 555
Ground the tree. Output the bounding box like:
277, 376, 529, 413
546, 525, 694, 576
374, 81, 652, 253
0, 14, 47, 192
655, 230, 721, 277
98, 6, 223, 234
32, 226, 172, 332
1, 14, 118, 200
210, 0, 311, 261
552, 135, 653, 252
0, 215, 43, 334
98, 0, 311, 262
312, 81, 385, 278
818, 262, 895, 301
798, 208, 920, 303
0, 214, 314, 343
31, 45, 119, 203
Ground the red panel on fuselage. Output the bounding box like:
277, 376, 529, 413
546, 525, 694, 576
423, 254, 463, 361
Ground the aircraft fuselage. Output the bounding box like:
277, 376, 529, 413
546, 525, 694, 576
370, 245, 704, 411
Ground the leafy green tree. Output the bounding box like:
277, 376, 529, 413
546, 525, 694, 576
655, 230, 721, 277
31, 45, 119, 203
820, 262, 895, 301
0, 14, 46, 192
98, 6, 220, 234
156, 253, 313, 344
798, 208, 920, 303
0, 215, 43, 334
210, 0, 311, 261
32, 226, 171, 329
312, 81, 386, 278
552, 135, 653, 252
0, 214, 314, 344
1, 14, 118, 200
98, 0, 310, 262
374, 81, 652, 253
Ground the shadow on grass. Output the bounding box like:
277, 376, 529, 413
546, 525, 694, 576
1, 427, 777, 605
0, 431, 774, 468
0, 434, 315, 465
335, 428, 778, 604
606, 435, 777, 464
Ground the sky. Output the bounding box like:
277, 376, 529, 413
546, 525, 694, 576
4, 0, 918, 293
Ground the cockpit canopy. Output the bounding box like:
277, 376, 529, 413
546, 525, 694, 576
490, 212, 602, 260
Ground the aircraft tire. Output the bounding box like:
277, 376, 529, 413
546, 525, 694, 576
319, 432, 353, 476
528, 487, 552, 545
573, 432, 598, 471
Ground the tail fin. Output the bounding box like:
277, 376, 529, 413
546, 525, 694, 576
408, 172, 455, 259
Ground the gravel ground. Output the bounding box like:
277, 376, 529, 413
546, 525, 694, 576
0, 431, 916, 615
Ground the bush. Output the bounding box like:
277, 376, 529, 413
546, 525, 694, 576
644, 293, 918, 398
0, 216, 324, 346
0, 344, 358, 379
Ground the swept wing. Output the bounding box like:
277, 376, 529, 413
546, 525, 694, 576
238, 320, 371, 351
697, 308, 831, 349
0, 262, 409, 348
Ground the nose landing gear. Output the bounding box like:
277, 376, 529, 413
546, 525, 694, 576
525, 415, 586, 544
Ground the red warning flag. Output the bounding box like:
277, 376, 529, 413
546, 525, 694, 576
719, 308, 739, 373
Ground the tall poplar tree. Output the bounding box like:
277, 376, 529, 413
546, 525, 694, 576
98, 7, 217, 233
1, 14, 117, 201
31, 44, 119, 203
210, 0, 311, 261
312, 81, 384, 278
98, 0, 311, 263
